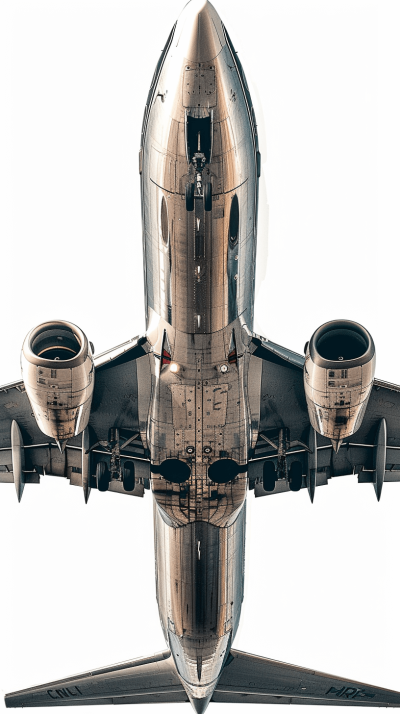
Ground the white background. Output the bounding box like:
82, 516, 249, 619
1, 1, 400, 713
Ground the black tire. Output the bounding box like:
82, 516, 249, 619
123, 461, 136, 492
185, 182, 194, 211
96, 461, 110, 492
289, 461, 303, 492
262, 461, 276, 492
204, 182, 212, 211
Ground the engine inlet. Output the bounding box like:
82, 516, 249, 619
31, 325, 81, 361
21, 320, 94, 440
304, 319, 376, 444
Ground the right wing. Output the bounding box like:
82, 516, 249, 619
249, 336, 400, 501
0, 335, 152, 501
214, 648, 400, 707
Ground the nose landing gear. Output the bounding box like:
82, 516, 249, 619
204, 181, 212, 211
185, 182, 195, 211
184, 140, 212, 212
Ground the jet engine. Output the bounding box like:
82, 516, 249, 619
21, 321, 94, 443
304, 320, 375, 449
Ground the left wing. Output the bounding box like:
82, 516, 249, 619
0, 335, 152, 501
249, 336, 400, 501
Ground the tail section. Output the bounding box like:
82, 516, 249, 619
5, 648, 400, 709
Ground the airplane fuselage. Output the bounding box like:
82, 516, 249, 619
139, 1, 260, 704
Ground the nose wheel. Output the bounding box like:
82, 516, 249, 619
185, 182, 195, 211
204, 182, 212, 211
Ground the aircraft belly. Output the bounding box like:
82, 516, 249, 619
154, 500, 246, 697
141, 25, 258, 334
148, 323, 252, 525
140, 4, 260, 705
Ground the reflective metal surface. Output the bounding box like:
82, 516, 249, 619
154, 501, 245, 701
21, 320, 94, 442
304, 320, 376, 447
3, 2, 400, 711
141, 0, 259, 335
140, 0, 260, 704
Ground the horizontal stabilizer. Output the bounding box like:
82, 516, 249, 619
213, 649, 400, 707
5, 651, 188, 708
7, 648, 400, 709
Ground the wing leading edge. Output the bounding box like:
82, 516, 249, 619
250, 335, 400, 501
0, 335, 152, 500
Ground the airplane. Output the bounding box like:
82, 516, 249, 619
0, 0, 400, 708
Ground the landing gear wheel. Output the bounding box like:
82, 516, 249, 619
96, 461, 110, 492
122, 461, 136, 492
185, 182, 195, 211
262, 461, 276, 492
204, 182, 212, 211
289, 461, 303, 492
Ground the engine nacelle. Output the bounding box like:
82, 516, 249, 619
304, 320, 375, 447
21, 320, 94, 441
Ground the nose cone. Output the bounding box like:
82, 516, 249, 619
176, 0, 226, 62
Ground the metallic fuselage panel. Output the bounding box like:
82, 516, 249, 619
141, 2, 259, 335
154, 500, 246, 698
149, 321, 250, 525
139, 1, 260, 702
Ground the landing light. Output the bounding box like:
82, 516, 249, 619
170, 363, 179, 373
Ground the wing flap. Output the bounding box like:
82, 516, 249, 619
213, 691, 399, 707
5, 651, 187, 708
215, 649, 400, 707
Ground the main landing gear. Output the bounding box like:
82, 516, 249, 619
288, 461, 303, 492
96, 459, 136, 493
259, 428, 305, 493
262, 459, 303, 493
96, 461, 110, 492
263, 461, 276, 492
